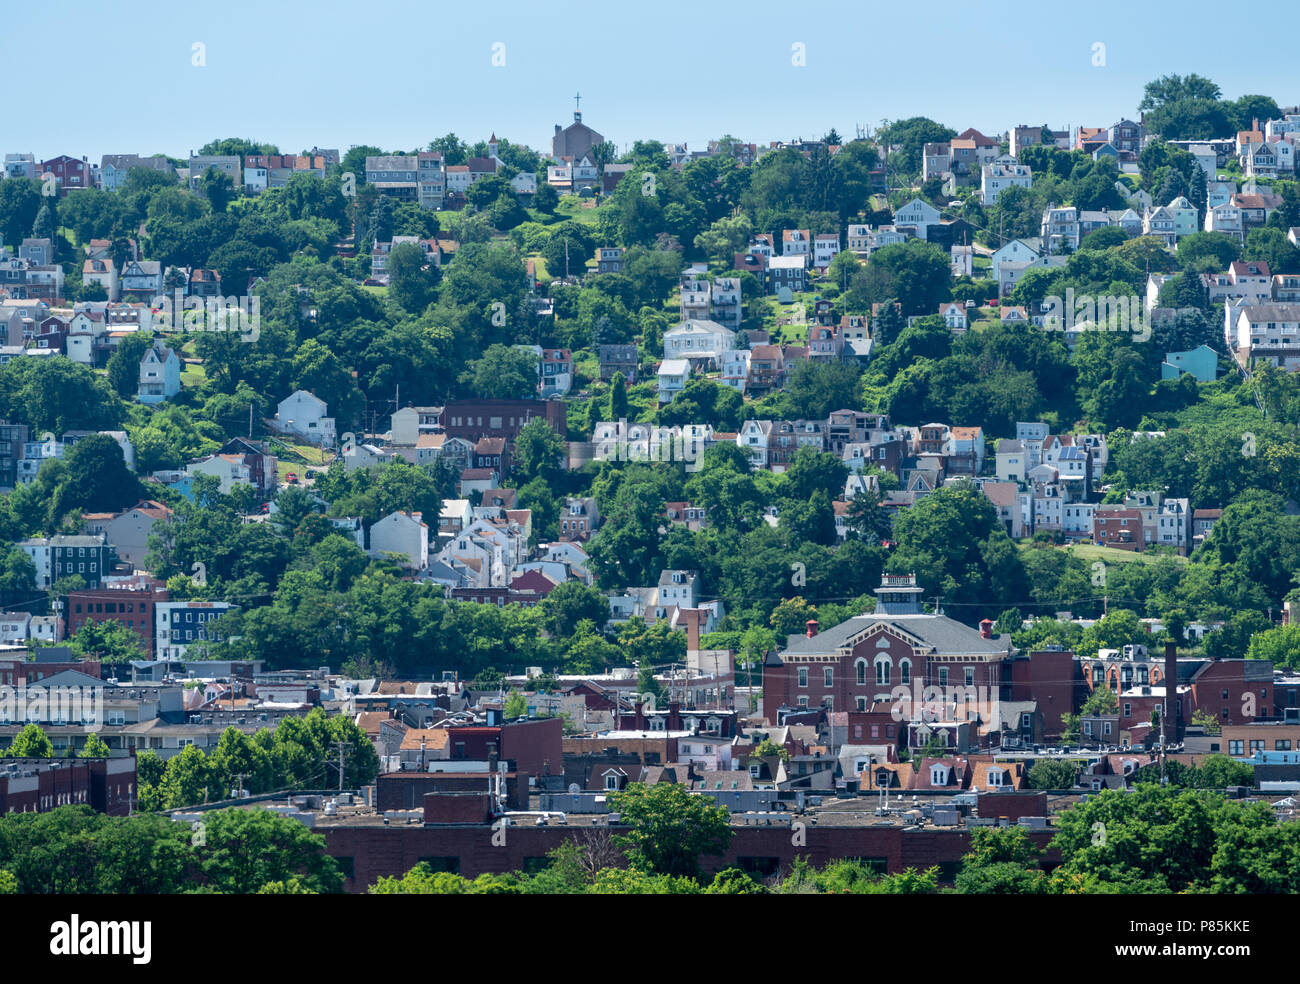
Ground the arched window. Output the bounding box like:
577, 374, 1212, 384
855, 658, 867, 686
900, 658, 912, 685
874, 655, 891, 686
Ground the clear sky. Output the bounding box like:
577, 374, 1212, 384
3, 0, 1297, 163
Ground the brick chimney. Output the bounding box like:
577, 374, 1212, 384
980, 619, 994, 639
1164, 641, 1180, 742
806, 619, 819, 638
685, 612, 700, 651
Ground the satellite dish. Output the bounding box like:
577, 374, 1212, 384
568, 783, 581, 795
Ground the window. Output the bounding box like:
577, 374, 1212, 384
1123, 703, 1131, 717
900, 659, 911, 685
855, 659, 867, 686
938, 667, 948, 687
964, 667, 974, 687
856, 697, 867, 711
605, 774, 620, 791
875, 657, 890, 686
798, 667, 808, 688
1250, 740, 1265, 754
1276, 740, 1292, 751
824, 667, 833, 688
1228, 740, 1244, 755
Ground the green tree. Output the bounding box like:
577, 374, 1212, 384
105, 330, 155, 398
458, 344, 537, 400
197, 808, 345, 894
78, 734, 112, 758
1027, 758, 1080, 790
6, 724, 53, 758
386, 241, 438, 313
503, 691, 528, 718
606, 782, 732, 879
512, 416, 565, 485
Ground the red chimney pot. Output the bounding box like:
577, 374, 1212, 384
806, 619, 819, 638
979, 619, 994, 639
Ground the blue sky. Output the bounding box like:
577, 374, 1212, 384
3, 0, 1297, 163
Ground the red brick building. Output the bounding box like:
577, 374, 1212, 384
437, 399, 566, 443
0, 757, 135, 816
65, 585, 169, 654
764, 574, 1012, 718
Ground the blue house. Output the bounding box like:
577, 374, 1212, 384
1161, 344, 1218, 383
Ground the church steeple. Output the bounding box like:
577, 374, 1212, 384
574, 91, 582, 123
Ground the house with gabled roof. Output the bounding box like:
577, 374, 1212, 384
137, 342, 180, 404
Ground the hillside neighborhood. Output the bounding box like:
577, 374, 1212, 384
2, 65, 1300, 905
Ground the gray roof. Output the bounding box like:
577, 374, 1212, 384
778, 613, 1011, 660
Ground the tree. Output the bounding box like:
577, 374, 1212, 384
196, 808, 344, 893
1243, 227, 1300, 275
67, 619, 147, 664
953, 826, 1047, 894
6, 724, 53, 758
1139, 74, 1223, 111
386, 242, 437, 313
503, 691, 528, 718
0, 178, 42, 250
609, 372, 629, 420
79, 734, 112, 758
1245, 625, 1300, 670
201, 167, 235, 212
1027, 758, 1080, 790
532, 182, 559, 213
105, 331, 154, 398
784, 360, 862, 420
875, 118, 956, 176
752, 738, 789, 762
605, 782, 732, 879
541, 580, 610, 639
512, 417, 565, 486
458, 344, 537, 400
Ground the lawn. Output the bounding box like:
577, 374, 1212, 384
1021, 542, 1189, 567
179, 361, 206, 387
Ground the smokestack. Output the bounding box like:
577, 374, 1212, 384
806, 619, 819, 638
980, 619, 994, 639
1164, 640, 1180, 743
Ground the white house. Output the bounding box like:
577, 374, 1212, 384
893, 198, 942, 240
663, 319, 735, 366
275, 390, 337, 448
1231, 303, 1300, 370
981, 162, 1032, 205
137, 342, 181, 404
658, 359, 690, 404
186, 454, 253, 495
369, 511, 429, 570
991, 239, 1040, 283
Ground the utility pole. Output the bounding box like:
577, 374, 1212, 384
248, 401, 253, 438
334, 741, 347, 792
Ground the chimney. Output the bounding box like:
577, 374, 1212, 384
1164, 640, 1180, 742
980, 619, 994, 639
806, 619, 819, 638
